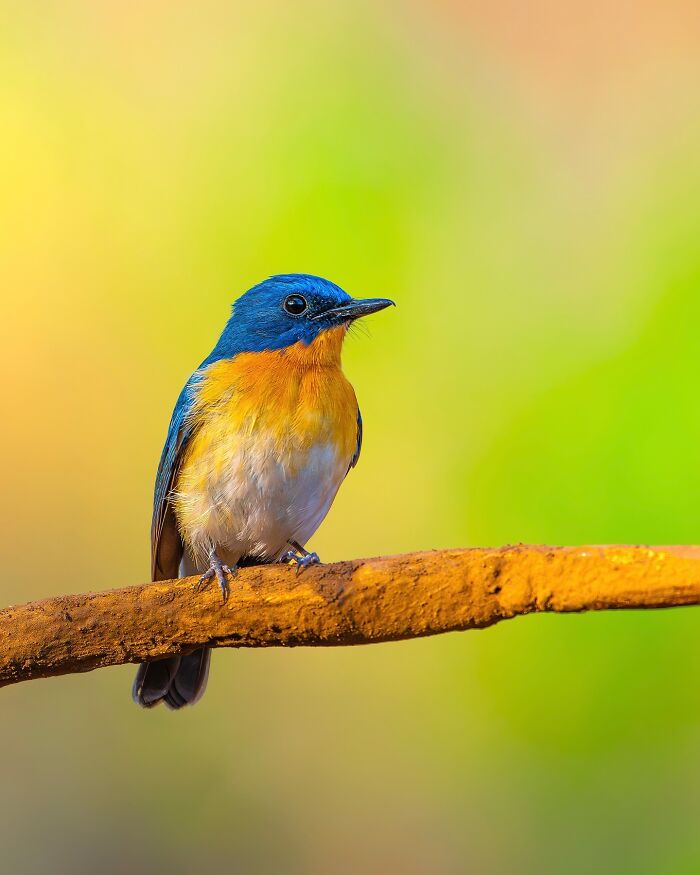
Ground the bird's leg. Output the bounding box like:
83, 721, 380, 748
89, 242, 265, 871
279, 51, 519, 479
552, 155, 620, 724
194, 547, 236, 602
280, 539, 321, 574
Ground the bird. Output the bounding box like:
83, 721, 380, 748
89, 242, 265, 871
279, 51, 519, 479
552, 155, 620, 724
132, 273, 394, 708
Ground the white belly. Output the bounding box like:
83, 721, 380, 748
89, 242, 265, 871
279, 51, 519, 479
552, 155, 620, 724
177, 429, 350, 568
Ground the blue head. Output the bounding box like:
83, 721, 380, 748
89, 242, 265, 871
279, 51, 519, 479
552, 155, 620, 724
206, 274, 394, 362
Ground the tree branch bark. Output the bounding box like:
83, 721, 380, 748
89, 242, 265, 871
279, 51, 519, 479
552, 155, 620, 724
1, 545, 699, 688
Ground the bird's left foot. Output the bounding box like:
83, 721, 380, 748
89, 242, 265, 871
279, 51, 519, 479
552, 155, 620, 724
280, 540, 321, 574
195, 549, 236, 602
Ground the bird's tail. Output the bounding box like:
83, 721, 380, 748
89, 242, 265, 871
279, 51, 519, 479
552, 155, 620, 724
132, 553, 272, 709
132, 647, 211, 710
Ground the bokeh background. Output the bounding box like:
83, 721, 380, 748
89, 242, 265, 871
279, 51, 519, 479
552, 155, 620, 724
1, 1, 700, 872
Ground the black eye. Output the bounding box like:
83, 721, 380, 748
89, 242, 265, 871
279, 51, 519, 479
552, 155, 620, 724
283, 294, 308, 316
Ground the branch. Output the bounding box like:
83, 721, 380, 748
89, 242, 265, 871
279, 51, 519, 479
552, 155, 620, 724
2, 545, 699, 688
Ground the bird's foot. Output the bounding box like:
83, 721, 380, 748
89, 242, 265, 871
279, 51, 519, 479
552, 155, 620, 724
194, 550, 235, 602
280, 541, 321, 575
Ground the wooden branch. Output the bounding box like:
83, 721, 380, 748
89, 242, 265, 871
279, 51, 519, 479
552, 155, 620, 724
2, 545, 699, 688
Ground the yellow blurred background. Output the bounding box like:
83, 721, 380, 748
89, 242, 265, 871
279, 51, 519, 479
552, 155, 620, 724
1, 1, 699, 872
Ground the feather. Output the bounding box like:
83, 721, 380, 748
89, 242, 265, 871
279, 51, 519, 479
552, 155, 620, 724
150, 378, 201, 581
350, 408, 362, 471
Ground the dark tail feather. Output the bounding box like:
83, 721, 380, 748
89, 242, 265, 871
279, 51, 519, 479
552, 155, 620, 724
132, 648, 211, 710
132, 656, 181, 707
165, 648, 211, 709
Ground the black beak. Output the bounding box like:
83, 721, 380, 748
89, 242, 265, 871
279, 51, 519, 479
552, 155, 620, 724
315, 297, 395, 323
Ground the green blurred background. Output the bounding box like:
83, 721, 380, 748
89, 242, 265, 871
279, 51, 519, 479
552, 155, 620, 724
1, 1, 699, 872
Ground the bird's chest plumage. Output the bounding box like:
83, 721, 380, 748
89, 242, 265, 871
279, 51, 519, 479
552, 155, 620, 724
173, 330, 357, 563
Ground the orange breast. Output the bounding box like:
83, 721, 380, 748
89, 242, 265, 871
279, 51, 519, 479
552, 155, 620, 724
186, 326, 358, 468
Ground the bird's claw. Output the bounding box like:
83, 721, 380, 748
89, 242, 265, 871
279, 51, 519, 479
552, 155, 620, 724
280, 549, 321, 575
194, 556, 235, 602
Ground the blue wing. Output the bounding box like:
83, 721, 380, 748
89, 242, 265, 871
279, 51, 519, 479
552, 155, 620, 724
150, 376, 200, 580
349, 408, 362, 471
